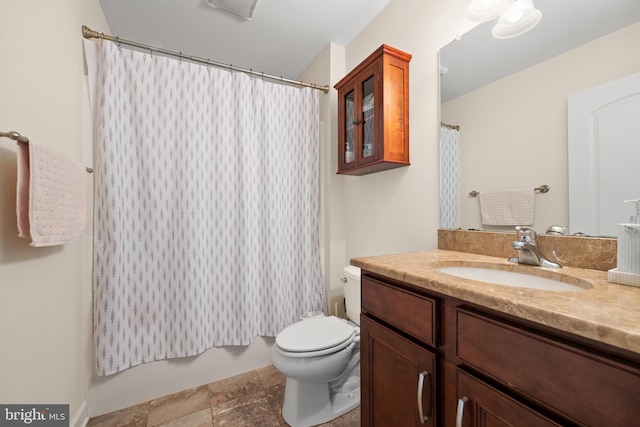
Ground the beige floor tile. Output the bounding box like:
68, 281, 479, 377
256, 365, 286, 389
314, 418, 347, 427
86, 402, 149, 427
212, 391, 280, 427
207, 370, 263, 405
152, 408, 213, 427
147, 385, 211, 426
87, 366, 360, 427
339, 408, 360, 427
263, 382, 286, 425
281, 408, 360, 427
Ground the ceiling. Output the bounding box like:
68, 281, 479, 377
98, 0, 392, 82
440, 0, 640, 102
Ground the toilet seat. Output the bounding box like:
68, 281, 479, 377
276, 316, 357, 357
275, 335, 356, 358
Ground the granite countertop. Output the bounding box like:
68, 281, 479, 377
351, 249, 640, 355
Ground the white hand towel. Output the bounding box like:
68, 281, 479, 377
479, 188, 535, 226
16, 142, 87, 246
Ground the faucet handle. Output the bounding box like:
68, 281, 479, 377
515, 226, 537, 242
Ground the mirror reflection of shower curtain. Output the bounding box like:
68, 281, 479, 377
439, 126, 459, 229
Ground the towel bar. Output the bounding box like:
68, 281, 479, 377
1, 130, 93, 173
469, 185, 549, 197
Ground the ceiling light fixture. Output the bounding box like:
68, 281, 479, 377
491, 0, 542, 39
206, 0, 259, 20
466, 0, 515, 22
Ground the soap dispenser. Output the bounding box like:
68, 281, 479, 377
616, 199, 640, 275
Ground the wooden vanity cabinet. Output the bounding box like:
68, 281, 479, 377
456, 308, 640, 427
361, 316, 437, 426
361, 276, 438, 426
360, 270, 640, 427
334, 45, 411, 176
456, 369, 562, 427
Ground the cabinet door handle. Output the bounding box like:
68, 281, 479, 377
456, 396, 469, 427
417, 371, 431, 423
352, 119, 361, 125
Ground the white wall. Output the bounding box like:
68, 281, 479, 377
0, 1, 108, 425
442, 22, 640, 233
340, 0, 475, 261
299, 0, 479, 321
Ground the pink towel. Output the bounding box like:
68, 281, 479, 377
479, 188, 535, 226
16, 142, 87, 246
16, 143, 30, 238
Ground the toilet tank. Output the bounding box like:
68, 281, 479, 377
343, 265, 361, 325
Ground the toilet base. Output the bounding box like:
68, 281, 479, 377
282, 375, 360, 427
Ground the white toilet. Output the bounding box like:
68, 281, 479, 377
271, 265, 361, 427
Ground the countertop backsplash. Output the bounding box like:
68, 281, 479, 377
438, 229, 617, 271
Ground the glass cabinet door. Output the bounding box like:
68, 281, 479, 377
344, 89, 355, 164
361, 75, 375, 161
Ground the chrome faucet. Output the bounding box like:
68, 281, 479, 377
508, 226, 561, 268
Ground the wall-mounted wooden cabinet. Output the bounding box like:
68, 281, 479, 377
334, 45, 411, 176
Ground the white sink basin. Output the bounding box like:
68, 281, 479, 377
437, 266, 589, 291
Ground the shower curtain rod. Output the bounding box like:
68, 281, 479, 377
441, 122, 460, 130
81, 26, 330, 94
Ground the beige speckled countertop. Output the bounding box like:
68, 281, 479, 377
351, 249, 640, 355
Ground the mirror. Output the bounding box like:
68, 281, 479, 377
439, 0, 640, 236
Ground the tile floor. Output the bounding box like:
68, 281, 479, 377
87, 365, 360, 427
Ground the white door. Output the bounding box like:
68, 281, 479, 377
568, 72, 640, 237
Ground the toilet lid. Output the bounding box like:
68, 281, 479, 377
276, 316, 356, 353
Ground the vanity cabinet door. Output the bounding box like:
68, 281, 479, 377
456, 369, 562, 427
361, 315, 437, 427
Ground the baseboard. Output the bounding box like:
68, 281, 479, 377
70, 399, 89, 427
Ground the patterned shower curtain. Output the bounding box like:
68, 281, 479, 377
92, 41, 326, 376
439, 126, 459, 229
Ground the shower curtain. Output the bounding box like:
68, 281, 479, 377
92, 41, 325, 375
439, 126, 459, 229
